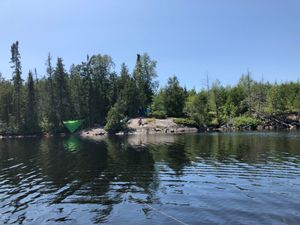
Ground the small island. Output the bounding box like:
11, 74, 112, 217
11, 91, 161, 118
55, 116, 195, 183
1, 2, 300, 224
0, 42, 299, 139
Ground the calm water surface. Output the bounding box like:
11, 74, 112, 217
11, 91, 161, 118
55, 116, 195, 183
0, 132, 300, 225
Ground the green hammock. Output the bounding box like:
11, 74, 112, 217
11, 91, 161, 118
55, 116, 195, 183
63, 120, 83, 133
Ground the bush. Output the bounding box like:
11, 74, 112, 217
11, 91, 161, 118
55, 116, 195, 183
233, 116, 262, 128
174, 118, 198, 127
150, 110, 167, 119
105, 103, 127, 134
208, 118, 219, 127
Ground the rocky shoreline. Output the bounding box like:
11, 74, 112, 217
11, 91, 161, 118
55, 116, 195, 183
78, 115, 300, 140
1, 115, 299, 140
77, 118, 198, 140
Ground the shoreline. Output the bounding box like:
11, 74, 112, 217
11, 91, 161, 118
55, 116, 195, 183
77, 117, 300, 141
0, 116, 299, 140
78, 118, 199, 140
0, 127, 298, 140
0, 132, 67, 140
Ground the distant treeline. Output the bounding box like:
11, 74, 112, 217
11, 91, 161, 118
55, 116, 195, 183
0, 41, 299, 134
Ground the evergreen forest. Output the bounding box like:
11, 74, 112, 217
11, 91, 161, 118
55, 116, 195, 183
0, 41, 299, 134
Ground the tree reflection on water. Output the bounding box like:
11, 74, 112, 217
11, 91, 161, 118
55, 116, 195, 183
0, 132, 300, 224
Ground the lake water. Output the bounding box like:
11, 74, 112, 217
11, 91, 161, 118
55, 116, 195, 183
0, 132, 300, 225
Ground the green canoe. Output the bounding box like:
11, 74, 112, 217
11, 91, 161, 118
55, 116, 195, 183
63, 120, 83, 133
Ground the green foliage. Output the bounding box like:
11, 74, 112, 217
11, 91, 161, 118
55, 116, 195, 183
209, 80, 227, 125
45, 53, 59, 132
89, 54, 114, 122
268, 85, 290, 113
150, 76, 186, 118
292, 90, 300, 112
233, 116, 262, 128
174, 118, 198, 127
24, 71, 39, 133
150, 89, 167, 118
104, 102, 127, 134
54, 57, 72, 122
0, 76, 13, 130
133, 54, 158, 113
164, 76, 186, 117
150, 110, 167, 119
237, 73, 255, 114
39, 117, 53, 133
10, 41, 24, 131
184, 90, 208, 126
0, 41, 299, 135
118, 63, 140, 117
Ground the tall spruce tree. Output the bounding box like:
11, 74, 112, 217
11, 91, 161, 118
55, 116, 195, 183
164, 76, 186, 117
118, 63, 139, 117
69, 64, 84, 119
10, 41, 23, 131
45, 54, 59, 131
25, 71, 39, 133
53, 57, 71, 123
80, 55, 94, 126
90, 54, 113, 123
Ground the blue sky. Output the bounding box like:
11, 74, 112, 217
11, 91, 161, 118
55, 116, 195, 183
0, 0, 299, 89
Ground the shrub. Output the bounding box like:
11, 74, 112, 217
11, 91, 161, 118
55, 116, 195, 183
105, 103, 127, 134
233, 116, 262, 128
174, 118, 198, 127
209, 118, 219, 127
150, 110, 167, 119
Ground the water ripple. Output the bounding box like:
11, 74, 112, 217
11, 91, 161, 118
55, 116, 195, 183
0, 133, 300, 224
